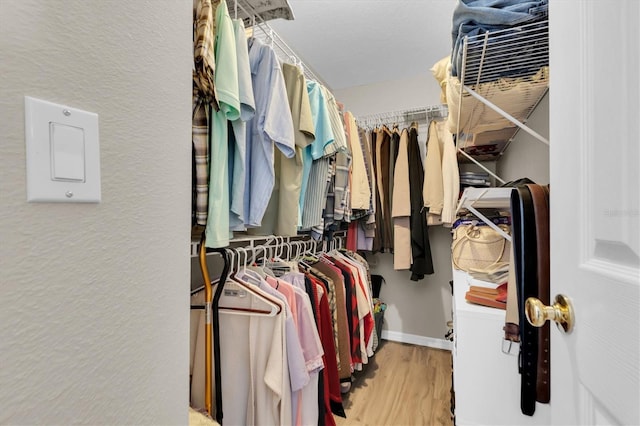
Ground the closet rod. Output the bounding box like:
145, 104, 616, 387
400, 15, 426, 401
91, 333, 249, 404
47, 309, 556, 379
191, 233, 321, 257
355, 104, 448, 127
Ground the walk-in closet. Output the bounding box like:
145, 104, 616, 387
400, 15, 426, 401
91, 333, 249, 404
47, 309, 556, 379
1, 1, 638, 425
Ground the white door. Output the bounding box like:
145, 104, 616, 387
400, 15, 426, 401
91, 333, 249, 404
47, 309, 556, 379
549, 1, 639, 424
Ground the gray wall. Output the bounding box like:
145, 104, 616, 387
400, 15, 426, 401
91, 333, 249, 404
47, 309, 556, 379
0, 1, 192, 423
498, 93, 550, 184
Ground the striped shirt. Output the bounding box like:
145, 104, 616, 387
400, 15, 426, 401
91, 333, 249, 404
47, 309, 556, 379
299, 80, 334, 223
302, 157, 331, 230
192, 89, 209, 226
320, 86, 348, 156
320, 155, 337, 233
333, 151, 351, 224
193, 0, 220, 105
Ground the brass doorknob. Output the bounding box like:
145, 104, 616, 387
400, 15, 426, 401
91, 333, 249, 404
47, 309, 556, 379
525, 294, 574, 333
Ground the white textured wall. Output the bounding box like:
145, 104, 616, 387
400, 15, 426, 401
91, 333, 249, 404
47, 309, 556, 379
334, 73, 443, 117
336, 74, 454, 343
497, 93, 550, 184
0, 1, 192, 424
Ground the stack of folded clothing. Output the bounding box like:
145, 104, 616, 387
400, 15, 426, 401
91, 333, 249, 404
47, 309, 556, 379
460, 171, 491, 188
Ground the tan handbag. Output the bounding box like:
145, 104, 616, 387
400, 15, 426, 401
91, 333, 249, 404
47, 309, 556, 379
451, 223, 511, 273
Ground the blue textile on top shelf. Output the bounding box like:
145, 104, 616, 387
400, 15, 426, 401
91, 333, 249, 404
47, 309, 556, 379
451, 0, 548, 82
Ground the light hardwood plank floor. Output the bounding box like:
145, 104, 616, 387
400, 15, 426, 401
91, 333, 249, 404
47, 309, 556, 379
334, 340, 453, 426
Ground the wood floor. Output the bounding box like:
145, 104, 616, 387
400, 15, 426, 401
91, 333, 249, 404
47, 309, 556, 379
334, 340, 454, 426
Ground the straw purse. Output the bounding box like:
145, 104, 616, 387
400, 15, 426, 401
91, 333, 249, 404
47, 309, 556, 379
451, 223, 510, 273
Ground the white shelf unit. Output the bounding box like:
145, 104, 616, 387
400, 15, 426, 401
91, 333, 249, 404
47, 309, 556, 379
452, 268, 550, 425
456, 187, 514, 241
452, 186, 551, 424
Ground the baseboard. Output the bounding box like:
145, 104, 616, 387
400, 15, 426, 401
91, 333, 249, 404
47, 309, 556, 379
381, 330, 453, 351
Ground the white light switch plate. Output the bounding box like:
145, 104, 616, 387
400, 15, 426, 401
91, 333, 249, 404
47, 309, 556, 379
25, 96, 101, 203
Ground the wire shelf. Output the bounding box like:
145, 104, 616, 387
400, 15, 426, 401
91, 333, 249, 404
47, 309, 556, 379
451, 19, 550, 167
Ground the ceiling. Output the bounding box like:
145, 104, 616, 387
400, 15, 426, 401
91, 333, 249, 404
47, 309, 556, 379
268, 0, 458, 91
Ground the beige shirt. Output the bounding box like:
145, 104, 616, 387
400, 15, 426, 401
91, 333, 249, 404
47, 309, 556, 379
344, 111, 371, 210
440, 122, 460, 227
423, 120, 445, 225
392, 129, 412, 270
422, 120, 459, 227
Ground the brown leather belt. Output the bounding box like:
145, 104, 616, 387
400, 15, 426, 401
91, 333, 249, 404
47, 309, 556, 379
527, 184, 551, 403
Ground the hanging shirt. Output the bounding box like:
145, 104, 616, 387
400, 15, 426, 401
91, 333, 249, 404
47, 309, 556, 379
190, 284, 288, 426
344, 112, 371, 211
229, 18, 256, 231
302, 156, 331, 230
213, 1, 239, 121
299, 80, 334, 224
391, 129, 412, 270
320, 86, 348, 155
232, 19, 255, 121
192, 92, 210, 226
193, 0, 220, 104
205, 108, 231, 247
204, 1, 239, 248
423, 120, 445, 226
240, 271, 309, 391
256, 63, 316, 236
332, 151, 351, 225
439, 121, 461, 226
244, 38, 295, 228
192, 0, 220, 226
408, 125, 435, 280
309, 260, 352, 381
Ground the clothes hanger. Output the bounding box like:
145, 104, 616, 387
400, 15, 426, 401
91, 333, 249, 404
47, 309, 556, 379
265, 236, 292, 273
382, 122, 392, 136
301, 239, 319, 262
217, 246, 281, 317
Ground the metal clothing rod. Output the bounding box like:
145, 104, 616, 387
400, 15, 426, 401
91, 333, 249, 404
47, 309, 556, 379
355, 104, 448, 128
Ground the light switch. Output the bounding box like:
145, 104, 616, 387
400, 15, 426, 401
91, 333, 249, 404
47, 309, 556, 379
50, 122, 86, 182
25, 96, 100, 203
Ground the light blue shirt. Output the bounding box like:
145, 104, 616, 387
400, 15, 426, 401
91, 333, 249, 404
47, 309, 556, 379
229, 19, 255, 231
244, 38, 295, 228
299, 80, 334, 223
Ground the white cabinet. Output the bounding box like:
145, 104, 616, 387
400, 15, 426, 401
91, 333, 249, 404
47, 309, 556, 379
452, 269, 550, 425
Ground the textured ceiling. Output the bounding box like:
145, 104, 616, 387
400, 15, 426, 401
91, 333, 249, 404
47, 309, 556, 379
268, 0, 457, 90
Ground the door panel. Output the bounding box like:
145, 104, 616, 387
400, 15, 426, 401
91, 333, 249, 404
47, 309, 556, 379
550, 1, 639, 425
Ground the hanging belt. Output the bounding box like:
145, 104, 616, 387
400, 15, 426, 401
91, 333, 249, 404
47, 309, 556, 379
511, 185, 538, 416
527, 184, 551, 403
